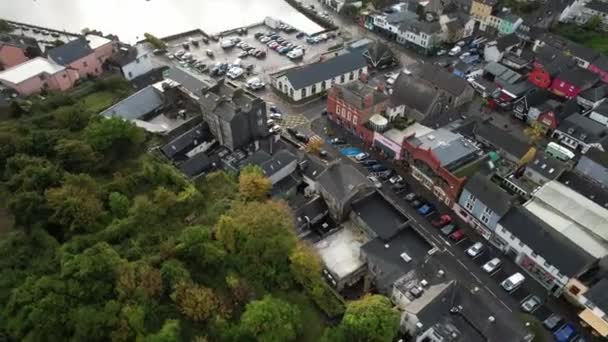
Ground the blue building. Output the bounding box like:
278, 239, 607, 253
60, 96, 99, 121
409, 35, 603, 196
454, 172, 514, 239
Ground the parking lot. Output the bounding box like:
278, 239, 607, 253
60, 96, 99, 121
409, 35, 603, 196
153, 22, 343, 88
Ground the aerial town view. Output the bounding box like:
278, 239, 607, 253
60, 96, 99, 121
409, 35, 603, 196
1, 0, 608, 341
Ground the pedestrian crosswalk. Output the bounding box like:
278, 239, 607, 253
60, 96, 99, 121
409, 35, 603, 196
308, 134, 324, 144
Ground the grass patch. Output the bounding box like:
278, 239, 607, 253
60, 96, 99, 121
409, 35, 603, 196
276, 291, 328, 342
553, 24, 608, 55
79, 91, 118, 113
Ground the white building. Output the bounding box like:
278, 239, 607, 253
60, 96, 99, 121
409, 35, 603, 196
271, 51, 368, 102
110, 45, 155, 81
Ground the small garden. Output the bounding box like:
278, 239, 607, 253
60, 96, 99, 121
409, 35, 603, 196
553, 16, 608, 54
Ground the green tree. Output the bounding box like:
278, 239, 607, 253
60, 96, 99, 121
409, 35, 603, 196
240, 295, 302, 342
0, 20, 11, 33
6, 162, 62, 193
45, 173, 106, 235
238, 165, 271, 202
215, 201, 297, 288
172, 282, 218, 322
109, 192, 131, 218
160, 259, 191, 292
145, 319, 180, 342
71, 301, 122, 342
144, 33, 168, 49
8, 191, 48, 231
174, 225, 226, 269
340, 295, 400, 342
585, 15, 603, 31
84, 117, 145, 160
54, 105, 92, 131
54, 139, 100, 172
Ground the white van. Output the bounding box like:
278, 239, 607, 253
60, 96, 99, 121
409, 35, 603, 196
501, 272, 525, 292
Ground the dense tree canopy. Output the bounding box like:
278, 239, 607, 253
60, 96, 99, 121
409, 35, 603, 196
240, 295, 302, 342
340, 294, 400, 342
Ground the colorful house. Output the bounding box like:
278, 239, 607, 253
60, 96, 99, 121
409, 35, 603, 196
550, 68, 600, 99
0, 34, 40, 70
497, 12, 522, 35
47, 37, 102, 78
327, 80, 390, 145
470, 0, 497, 23
85, 34, 114, 64
528, 47, 575, 89
588, 55, 608, 83
536, 99, 580, 132
0, 57, 77, 95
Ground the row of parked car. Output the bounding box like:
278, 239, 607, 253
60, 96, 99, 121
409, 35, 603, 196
254, 31, 305, 59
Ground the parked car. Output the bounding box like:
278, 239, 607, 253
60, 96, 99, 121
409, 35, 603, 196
436, 49, 447, 56
543, 314, 563, 331
330, 137, 346, 145
261, 36, 271, 43
294, 133, 309, 143
296, 32, 306, 39
521, 296, 541, 313
238, 51, 249, 58
206, 49, 214, 57
246, 77, 265, 90
269, 105, 281, 114
431, 214, 452, 228
466, 242, 484, 257
367, 175, 382, 189
392, 182, 407, 193
369, 164, 387, 172
440, 224, 456, 236
553, 324, 577, 342
269, 113, 283, 120
361, 159, 378, 167
355, 152, 369, 161
411, 200, 424, 208
377, 169, 394, 180
254, 32, 264, 39
404, 192, 417, 202
389, 175, 403, 184
418, 204, 435, 216
501, 272, 525, 292
449, 229, 465, 242
482, 258, 502, 273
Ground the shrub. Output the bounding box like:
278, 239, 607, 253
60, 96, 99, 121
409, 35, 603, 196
144, 33, 167, 50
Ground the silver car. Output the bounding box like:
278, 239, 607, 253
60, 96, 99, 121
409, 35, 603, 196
482, 258, 502, 273
466, 242, 484, 257
520, 295, 542, 313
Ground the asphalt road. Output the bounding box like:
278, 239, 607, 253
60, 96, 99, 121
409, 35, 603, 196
307, 116, 601, 342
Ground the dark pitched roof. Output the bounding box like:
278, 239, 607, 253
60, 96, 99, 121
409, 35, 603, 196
362, 41, 395, 66
47, 37, 94, 65
161, 123, 209, 159
335, 80, 390, 110
284, 51, 367, 90
317, 163, 370, 203
199, 79, 258, 121
254, 149, 298, 178
586, 278, 608, 312
556, 68, 599, 89
557, 113, 608, 143
178, 152, 215, 177
109, 45, 139, 67
390, 73, 440, 119
527, 153, 568, 180
473, 120, 531, 159
592, 55, 608, 71
579, 84, 608, 103
464, 173, 514, 216
0, 34, 38, 49
496, 34, 520, 51
165, 67, 211, 97
560, 170, 608, 207
587, 0, 608, 13
353, 192, 408, 240
584, 147, 608, 169
594, 102, 608, 116
300, 155, 327, 180
567, 42, 600, 62
413, 63, 470, 96
499, 206, 595, 276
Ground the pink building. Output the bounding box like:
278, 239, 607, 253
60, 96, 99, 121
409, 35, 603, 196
0, 57, 77, 95
47, 37, 103, 78
0, 34, 40, 69
85, 34, 114, 63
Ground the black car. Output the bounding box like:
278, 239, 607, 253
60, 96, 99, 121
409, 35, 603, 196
330, 137, 346, 145
296, 32, 306, 39
411, 200, 424, 208
287, 127, 298, 136
295, 133, 309, 143
361, 159, 378, 167
392, 182, 407, 193
254, 32, 264, 39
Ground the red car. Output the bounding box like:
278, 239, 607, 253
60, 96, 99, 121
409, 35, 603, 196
431, 214, 452, 228
449, 229, 465, 242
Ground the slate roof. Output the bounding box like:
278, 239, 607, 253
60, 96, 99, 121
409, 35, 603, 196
409, 20, 442, 34
317, 163, 370, 203
592, 55, 608, 71
165, 67, 211, 97
560, 170, 608, 207
284, 51, 367, 90
413, 63, 470, 96
199, 80, 258, 121
558, 113, 608, 143
336, 80, 389, 110
160, 123, 209, 159
109, 45, 143, 67
255, 149, 298, 178
556, 68, 600, 88
473, 120, 531, 159
464, 173, 514, 216
587, 0, 608, 13
47, 37, 94, 65
584, 147, 608, 169
362, 40, 395, 66
586, 278, 608, 312
300, 155, 327, 180
496, 33, 520, 51
499, 206, 595, 276
579, 84, 608, 103
178, 152, 214, 177
527, 153, 568, 181
100, 85, 164, 120
390, 73, 440, 119
352, 192, 408, 240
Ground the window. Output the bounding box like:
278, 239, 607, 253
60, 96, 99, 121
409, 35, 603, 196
481, 215, 489, 224
321, 82, 326, 91
340, 74, 345, 83
136, 58, 140, 64
312, 84, 317, 93
302, 88, 307, 97
289, 88, 294, 97
349, 72, 354, 80
128, 71, 133, 78
518, 241, 524, 247
465, 201, 475, 211
278, 82, 283, 90
483, 206, 492, 215
83, 61, 88, 67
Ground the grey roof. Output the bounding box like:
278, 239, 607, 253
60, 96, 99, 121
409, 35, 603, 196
499, 206, 595, 277
583, 147, 608, 169
362, 41, 395, 66
464, 173, 514, 216
100, 85, 164, 120
560, 170, 608, 207
109, 45, 139, 66
496, 34, 520, 51
557, 68, 599, 89
300, 155, 327, 180
390, 73, 439, 119
409, 20, 442, 34
335, 80, 389, 110
594, 102, 608, 116
586, 278, 608, 312
284, 51, 367, 90
474, 120, 531, 159
160, 123, 209, 159
317, 163, 370, 202
409, 129, 479, 169
587, 0, 608, 13
579, 84, 608, 103
592, 55, 608, 71
361, 228, 432, 290
413, 63, 470, 96
527, 153, 568, 180
47, 37, 94, 65
257, 149, 298, 178
178, 152, 214, 177
353, 192, 408, 240
557, 113, 608, 143
165, 67, 211, 96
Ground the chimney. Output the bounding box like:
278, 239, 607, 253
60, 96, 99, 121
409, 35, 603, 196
363, 93, 374, 108
377, 83, 385, 93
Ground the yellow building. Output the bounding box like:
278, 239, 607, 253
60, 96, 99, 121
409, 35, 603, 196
470, 0, 497, 22
564, 278, 608, 338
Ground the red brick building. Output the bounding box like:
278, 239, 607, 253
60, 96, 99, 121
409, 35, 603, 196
327, 81, 390, 145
